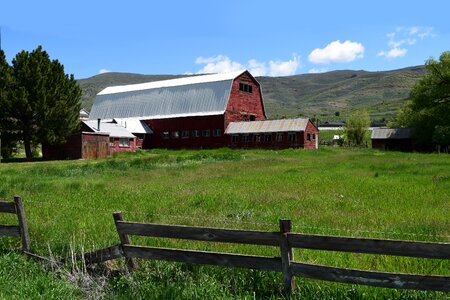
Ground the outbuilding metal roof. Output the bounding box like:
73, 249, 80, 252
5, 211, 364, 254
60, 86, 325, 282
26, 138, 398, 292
89, 70, 246, 120
113, 118, 153, 134
84, 120, 135, 138
225, 118, 310, 134
371, 128, 414, 139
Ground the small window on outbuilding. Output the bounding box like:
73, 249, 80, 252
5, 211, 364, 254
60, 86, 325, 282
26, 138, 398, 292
213, 129, 222, 137
192, 130, 200, 137
119, 138, 130, 147
202, 130, 211, 137
182, 130, 189, 138
264, 134, 272, 142
250, 115, 256, 121
162, 132, 170, 139
307, 133, 311, 141
276, 133, 283, 142
172, 131, 180, 139
242, 135, 249, 143
232, 135, 239, 143
253, 134, 261, 142
288, 133, 297, 142
312, 133, 316, 140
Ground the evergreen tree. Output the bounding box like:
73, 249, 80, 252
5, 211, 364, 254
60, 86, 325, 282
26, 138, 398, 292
0, 46, 81, 160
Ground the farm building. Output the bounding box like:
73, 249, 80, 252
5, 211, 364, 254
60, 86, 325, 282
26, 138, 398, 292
89, 70, 318, 149
42, 120, 137, 160
371, 128, 414, 151
226, 118, 319, 149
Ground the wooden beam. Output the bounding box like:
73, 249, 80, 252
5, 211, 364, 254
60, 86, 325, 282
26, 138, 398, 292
0, 225, 20, 236
0, 201, 16, 214
288, 233, 450, 259
82, 245, 123, 265
14, 196, 30, 252
113, 212, 136, 271
122, 245, 282, 272
279, 219, 295, 295
116, 221, 280, 246
290, 262, 450, 292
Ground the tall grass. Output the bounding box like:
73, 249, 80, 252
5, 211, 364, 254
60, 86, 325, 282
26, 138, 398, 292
0, 148, 448, 299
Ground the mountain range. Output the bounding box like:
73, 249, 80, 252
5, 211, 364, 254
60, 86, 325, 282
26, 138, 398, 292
77, 66, 426, 121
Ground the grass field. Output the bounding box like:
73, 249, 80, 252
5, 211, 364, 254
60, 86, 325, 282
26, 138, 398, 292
0, 148, 449, 299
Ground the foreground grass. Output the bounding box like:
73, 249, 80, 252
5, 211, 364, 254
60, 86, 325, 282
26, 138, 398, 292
0, 147, 449, 299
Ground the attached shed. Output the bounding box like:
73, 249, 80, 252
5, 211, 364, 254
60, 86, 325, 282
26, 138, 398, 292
84, 121, 137, 156
371, 128, 414, 151
42, 122, 109, 160
225, 118, 319, 149
112, 118, 154, 149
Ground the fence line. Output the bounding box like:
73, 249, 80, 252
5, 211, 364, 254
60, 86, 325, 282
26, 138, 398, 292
0, 196, 30, 251
96, 214, 449, 294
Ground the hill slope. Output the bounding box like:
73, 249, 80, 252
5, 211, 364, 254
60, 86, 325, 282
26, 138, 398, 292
77, 66, 426, 121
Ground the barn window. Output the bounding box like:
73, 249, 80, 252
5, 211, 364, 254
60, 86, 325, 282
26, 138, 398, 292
182, 130, 189, 138
202, 130, 210, 137
172, 131, 180, 139
119, 138, 130, 147
276, 133, 283, 142
307, 133, 311, 141
288, 133, 297, 142
312, 133, 316, 140
232, 135, 239, 143
242, 135, 249, 142
213, 129, 222, 137
162, 132, 169, 139
253, 134, 261, 142
239, 83, 253, 93
264, 134, 272, 142
192, 130, 200, 137
250, 115, 256, 121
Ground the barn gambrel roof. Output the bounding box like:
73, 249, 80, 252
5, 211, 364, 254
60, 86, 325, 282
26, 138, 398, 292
89, 70, 247, 120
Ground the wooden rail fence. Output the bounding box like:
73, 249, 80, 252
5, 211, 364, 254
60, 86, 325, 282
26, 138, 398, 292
81, 212, 450, 294
0, 196, 30, 252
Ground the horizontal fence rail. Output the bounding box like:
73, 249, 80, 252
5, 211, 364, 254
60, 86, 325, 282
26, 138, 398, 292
110, 214, 450, 294
287, 233, 450, 259
0, 201, 17, 214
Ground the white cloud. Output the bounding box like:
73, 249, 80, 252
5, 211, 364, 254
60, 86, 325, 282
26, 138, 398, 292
98, 68, 111, 74
377, 48, 408, 59
193, 54, 300, 77
195, 55, 244, 74
308, 68, 329, 74
308, 40, 365, 64
268, 55, 300, 76
379, 26, 435, 60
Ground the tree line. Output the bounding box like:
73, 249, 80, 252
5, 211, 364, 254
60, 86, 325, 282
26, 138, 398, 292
0, 46, 81, 160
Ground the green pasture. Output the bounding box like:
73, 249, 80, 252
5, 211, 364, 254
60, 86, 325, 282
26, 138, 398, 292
0, 148, 449, 299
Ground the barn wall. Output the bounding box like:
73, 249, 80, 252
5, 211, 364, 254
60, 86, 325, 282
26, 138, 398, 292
81, 133, 109, 159
372, 139, 413, 151
144, 115, 226, 149
225, 72, 266, 125
109, 137, 137, 156
42, 134, 83, 160
227, 132, 305, 149
303, 121, 320, 149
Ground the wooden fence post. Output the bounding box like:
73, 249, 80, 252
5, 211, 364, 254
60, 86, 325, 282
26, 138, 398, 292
113, 212, 136, 271
14, 196, 30, 252
280, 219, 295, 295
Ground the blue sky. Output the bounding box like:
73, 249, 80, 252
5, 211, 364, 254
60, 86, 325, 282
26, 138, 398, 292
1, 0, 449, 79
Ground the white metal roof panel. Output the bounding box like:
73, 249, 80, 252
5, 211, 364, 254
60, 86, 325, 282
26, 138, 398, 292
371, 128, 414, 139
84, 121, 136, 138
113, 118, 153, 134
225, 118, 310, 134
89, 72, 243, 120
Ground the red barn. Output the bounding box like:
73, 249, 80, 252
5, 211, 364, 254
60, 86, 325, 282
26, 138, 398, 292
89, 70, 319, 149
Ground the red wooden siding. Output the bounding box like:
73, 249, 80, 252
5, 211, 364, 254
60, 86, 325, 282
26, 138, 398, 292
144, 115, 227, 149
225, 72, 266, 126
109, 137, 137, 156
303, 120, 319, 149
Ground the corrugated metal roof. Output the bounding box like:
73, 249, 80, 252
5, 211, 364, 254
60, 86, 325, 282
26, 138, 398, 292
371, 128, 414, 139
84, 120, 135, 138
89, 71, 243, 120
113, 118, 153, 134
225, 118, 310, 134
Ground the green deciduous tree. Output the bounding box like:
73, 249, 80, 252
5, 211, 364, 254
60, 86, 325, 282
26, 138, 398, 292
344, 110, 370, 146
0, 46, 81, 160
393, 51, 450, 149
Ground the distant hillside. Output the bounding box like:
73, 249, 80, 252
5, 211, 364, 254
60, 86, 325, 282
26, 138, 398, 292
77, 66, 426, 121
